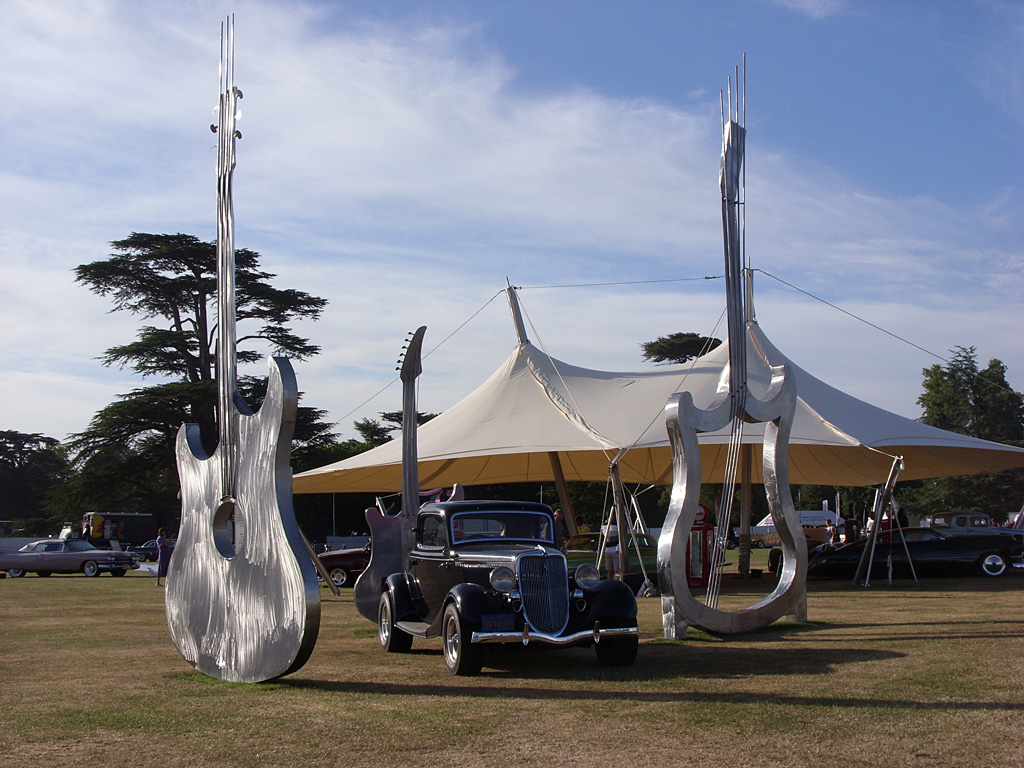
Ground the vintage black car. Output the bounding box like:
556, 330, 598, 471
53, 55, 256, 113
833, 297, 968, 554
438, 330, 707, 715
807, 527, 1024, 579
378, 500, 639, 675
127, 538, 175, 562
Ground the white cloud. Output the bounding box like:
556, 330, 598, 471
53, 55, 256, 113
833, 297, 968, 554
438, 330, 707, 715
1, 0, 1021, 448
765, 0, 848, 20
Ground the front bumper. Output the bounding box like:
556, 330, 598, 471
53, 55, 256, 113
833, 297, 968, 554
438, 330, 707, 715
98, 560, 139, 571
471, 621, 638, 647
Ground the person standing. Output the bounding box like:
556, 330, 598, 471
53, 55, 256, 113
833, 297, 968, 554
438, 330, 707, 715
155, 527, 171, 586
825, 519, 837, 546
553, 509, 568, 546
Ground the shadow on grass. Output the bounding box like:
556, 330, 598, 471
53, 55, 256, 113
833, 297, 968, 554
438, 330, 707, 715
283, 642, 1023, 713
285, 642, 903, 687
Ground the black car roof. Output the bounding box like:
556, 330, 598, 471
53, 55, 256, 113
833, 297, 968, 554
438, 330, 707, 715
418, 500, 553, 516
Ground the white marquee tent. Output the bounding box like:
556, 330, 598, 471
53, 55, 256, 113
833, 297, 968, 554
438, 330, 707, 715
293, 318, 1024, 495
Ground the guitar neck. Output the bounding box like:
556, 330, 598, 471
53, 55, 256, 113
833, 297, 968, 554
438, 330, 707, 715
399, 326, 427, 521
215, 20, 241, 498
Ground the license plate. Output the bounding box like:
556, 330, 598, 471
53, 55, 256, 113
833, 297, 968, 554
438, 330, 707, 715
481, 613, 515, 632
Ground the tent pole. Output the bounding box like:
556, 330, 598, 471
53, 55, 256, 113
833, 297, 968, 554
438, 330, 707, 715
609, 463, 631, 580
548, 452, 578, 537
739, 443, 752, 578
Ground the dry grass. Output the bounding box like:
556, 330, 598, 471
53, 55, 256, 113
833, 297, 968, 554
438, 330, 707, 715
1, 567, 1021, 768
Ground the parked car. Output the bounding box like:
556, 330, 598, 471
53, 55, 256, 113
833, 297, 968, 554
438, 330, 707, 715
0, 539, 139, 577
318, 541, 371, 587
807, 528, 1023, 579
377, 500, 639, 675
923, 513, 1024, 547
128, 538, 175, 562
563, 531, 658, 591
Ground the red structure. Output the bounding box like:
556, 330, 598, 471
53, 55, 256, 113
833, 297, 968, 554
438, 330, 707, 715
686, 505, 715, 588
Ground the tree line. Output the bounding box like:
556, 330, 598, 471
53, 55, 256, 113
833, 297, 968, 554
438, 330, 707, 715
3, 234, 1022, 538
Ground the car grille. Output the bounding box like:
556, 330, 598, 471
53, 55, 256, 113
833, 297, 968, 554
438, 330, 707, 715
516, 552, 569, 635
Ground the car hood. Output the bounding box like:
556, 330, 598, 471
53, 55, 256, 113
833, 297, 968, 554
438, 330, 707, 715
451, 543, 561, 566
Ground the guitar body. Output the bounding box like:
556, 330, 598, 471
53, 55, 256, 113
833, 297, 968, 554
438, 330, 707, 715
167, 356, 321, 682
353, 508, 409, 622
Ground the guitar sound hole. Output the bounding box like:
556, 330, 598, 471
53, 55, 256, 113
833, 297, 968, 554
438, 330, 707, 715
214, 497, 242, 559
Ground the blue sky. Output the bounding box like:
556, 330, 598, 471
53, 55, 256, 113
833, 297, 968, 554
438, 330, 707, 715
1, 0, 1022, 446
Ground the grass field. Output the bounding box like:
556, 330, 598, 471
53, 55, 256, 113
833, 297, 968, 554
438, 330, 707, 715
1, 566, 1021, 768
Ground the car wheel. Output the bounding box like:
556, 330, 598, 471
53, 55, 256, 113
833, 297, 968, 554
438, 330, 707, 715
82, 561, 99, 577
978, 553, 1008, 577
7, 568, 26, 578
329, 567, 349, 587
37, 571, 52, 577
726, 541, 737, 550
442, 602, 482, 676
110, 568, 127, 577
594, 622, 639, 667
756, 540, 765, 549
378, 592, 413, 653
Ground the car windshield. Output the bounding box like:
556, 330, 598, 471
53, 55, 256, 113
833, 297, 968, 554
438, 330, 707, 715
452, 511, 553, 544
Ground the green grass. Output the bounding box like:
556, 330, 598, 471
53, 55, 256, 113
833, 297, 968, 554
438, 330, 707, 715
1, 569, 1021, 768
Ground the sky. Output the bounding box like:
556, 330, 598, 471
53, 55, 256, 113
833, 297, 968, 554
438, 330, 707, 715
2, 0, 1022, 448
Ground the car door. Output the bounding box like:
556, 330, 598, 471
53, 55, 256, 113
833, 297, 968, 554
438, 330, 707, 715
408, 514, 453, 625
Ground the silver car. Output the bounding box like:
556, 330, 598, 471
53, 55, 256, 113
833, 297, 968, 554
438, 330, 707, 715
0, 539, 139, 578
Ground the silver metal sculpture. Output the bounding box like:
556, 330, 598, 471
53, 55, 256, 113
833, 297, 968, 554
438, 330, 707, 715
166, 17, 321, 682
658, 63, 807, 636
353, 326, 427, 621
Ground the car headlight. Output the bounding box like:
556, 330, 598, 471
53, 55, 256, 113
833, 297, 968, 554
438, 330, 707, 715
574, 563, 600, 589
489, 565, 516, 593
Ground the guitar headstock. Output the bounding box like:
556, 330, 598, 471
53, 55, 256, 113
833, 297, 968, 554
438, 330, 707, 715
398, 326, 427, 385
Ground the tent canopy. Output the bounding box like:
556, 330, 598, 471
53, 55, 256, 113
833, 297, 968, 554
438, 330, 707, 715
293, 321, 1024, 494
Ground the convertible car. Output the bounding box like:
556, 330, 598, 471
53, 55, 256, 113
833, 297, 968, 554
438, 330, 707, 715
0, 539, 139, 577
807, 527, 1023, 579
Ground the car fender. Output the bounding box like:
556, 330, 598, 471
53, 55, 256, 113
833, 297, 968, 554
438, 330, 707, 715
584, 579, 638, 624
384, 573, 418, 622
445, 583, 504, 626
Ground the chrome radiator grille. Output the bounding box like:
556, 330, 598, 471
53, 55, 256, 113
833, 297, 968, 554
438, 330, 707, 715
516, 552, 569, 635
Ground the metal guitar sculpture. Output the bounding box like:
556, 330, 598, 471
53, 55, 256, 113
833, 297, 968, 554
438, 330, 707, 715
166, 18, 321, 682
658, 65, 807, 636
353, 326, 427, 621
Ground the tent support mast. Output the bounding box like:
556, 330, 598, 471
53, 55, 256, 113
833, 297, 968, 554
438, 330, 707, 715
609, 463, 631, 580
739, 443, 752, 578
548, 452, 578, 537
854, 456, 909, 586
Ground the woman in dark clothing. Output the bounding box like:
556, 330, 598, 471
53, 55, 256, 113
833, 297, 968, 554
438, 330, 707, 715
155, 527, 172, 586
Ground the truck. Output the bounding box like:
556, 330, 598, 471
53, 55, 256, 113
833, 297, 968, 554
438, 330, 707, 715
750, 508, 845, 548
80, 513, 164, 550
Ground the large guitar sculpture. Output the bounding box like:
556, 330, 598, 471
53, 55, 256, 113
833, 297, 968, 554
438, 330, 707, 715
166, 18, 321, 682
353, 326, 427, 621
658, 65, 807, 636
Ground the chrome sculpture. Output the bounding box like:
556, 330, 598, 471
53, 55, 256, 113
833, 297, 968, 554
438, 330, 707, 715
166, 17, 321, 682
353, 325, 427, 621
658, 64, 807, 636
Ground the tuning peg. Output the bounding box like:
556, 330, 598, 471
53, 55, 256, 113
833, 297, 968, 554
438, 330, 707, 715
210, 124, 218, 133
234, 130, 242, 139
234, 87, 243, 99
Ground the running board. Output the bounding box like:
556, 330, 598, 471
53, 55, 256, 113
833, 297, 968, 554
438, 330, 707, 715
395, 620, 433, 638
